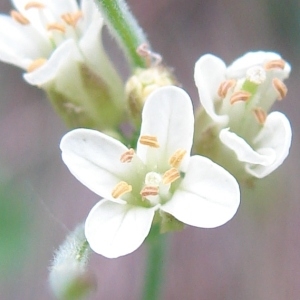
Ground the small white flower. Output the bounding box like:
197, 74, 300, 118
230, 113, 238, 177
60, 86, 240, 258
194, 52, 292, 178
0, 0, 124, 130
1, 0, 113, 84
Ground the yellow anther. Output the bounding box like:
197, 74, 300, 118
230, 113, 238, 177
61, 11, 83, 27
264, 59, 286, 70
27, 58, 47, 72
111, 181, 132, 199
24, 1, 45, 10
10, 10, 30, 25
162, 168, 180, 185
169, 149, 186, 168
47, 23, 66, 33
217, 79, 236, 98
140, 186, 159, 198
272, 78, 287, 100
253, 107, 267, 125
139, 135, 160, 148
230, 90, 252, 105
120, 148, 135, 163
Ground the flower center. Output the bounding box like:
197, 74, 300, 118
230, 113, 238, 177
111, 136, 187, 207
216, 58, 289, 139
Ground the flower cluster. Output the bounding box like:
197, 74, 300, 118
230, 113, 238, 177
194, 52, 292, 180
0, 0, 293, 262
60, 86, 240, 258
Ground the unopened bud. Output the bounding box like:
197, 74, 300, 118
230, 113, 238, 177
49, 224, 96, 300
125, 66, 177, 125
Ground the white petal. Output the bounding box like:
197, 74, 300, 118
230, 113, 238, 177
226, 51, 291, 79
80, 0, 102, 31
0, 15, 49, 69
194, 54, 229, 125
24, 39, 77, 85
161, 156, 240, 228
85, 200, 156, 258
246, 112, 292, 178
60, 129, 135, 200
137, 86, 194, 170
12, 0, 78, 16
219, 128, 276, 165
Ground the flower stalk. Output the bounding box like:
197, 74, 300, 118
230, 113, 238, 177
142, 226, 168, 300
94, 0, 149, 69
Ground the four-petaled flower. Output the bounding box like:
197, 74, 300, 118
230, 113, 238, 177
194, 52, 292, 179
60, 86, 240, 258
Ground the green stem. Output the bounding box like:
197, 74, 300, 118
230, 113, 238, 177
94, 0, 148, 69
142, 229, 168, 300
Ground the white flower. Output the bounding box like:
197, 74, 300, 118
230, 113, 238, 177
0, 0, 124, 130
60, 86, 240, 258
194, 52, 292, 178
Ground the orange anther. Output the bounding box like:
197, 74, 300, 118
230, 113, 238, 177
162, 168, 180, 184
112, 181, 132, 198
140, 186, 159, 198
61, 11, 83, 27
27, 58, 47, 72
230, 90, 252, 105
24, 2, 45, 9
10, 10, 30, 25
169, 149, 186, 168
253, 107, 267, 125
264, 59, 285, 70
139, 135, 160, 148
120, 148, 135, 163
218, 79, 236, 98
272, 78, 287, 100
47, 23, 66, 33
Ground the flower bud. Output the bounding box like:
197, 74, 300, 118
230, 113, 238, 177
49, 224, 96, 300
125, 66, 177, 126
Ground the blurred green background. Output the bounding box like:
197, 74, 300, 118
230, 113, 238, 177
0, 0, 299, 299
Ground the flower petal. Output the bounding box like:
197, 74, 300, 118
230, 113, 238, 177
137, 86, 194, 170
219, 128, 276, 166
226, 51, 291, 79
85, 200, 156, 258
0, 15, 49, 69
24, 39, 77, 85
194, 54, 229, 125
246, 111, 292, 178
60, 128, 135, 200
161, 156, 240, 228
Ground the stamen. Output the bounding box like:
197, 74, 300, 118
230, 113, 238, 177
169, 149, 186, 168
140, 186, 159, 197
24, 1, 45, 9
272, 78, 287, 100
10, 10, 30, 25
217, 79, 236, 98
264, 59, 285, 70
162, 168, 180, 184
246, 66, 266, 84
27, 58, 47, 72
61, 11, 83, 27
112, 181, 132, 198
120, 148, 135, 163
253, 107, 267, 125
139, 135, 160, 148
230, 90, 252, 105
47, 23, 66, 33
